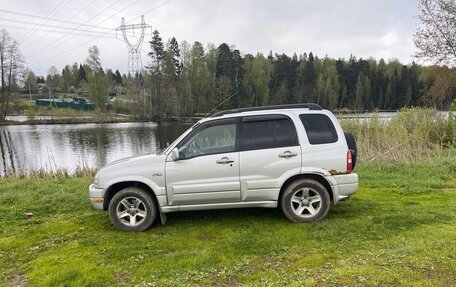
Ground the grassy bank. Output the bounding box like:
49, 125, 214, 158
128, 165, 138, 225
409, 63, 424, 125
1, 154, 456, 286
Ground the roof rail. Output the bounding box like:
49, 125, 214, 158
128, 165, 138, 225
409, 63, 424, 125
211, 103, 323, 117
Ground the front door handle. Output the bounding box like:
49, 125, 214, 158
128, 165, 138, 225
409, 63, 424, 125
216, 157, 234, 164
279, 151, 298, 158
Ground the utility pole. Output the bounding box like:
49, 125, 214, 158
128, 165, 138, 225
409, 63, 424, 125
116, 16, 151, 76
48, 88, 52, 108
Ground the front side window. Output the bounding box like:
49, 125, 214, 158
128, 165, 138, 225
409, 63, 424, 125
240, 116, 298, 151
178, 122, 236, 159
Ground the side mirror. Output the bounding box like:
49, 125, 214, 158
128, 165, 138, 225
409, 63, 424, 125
170, 147, 179, 161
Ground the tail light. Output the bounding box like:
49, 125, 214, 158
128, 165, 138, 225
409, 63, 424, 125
347, 150, 352, 174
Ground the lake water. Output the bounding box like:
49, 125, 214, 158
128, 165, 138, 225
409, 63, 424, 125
0, 122, 191, 176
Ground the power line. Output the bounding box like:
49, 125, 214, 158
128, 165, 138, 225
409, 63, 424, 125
125, 0, 173, 24
21, 0, 104, 51
27, 0, 173, 69
0, 17, 116, 37
0, 9, 113, 31
26, 0, 127, 61
28, 37, 126, 67
21, 0, 100, 50
0, 23, 117, 39
18, 0, 72, 44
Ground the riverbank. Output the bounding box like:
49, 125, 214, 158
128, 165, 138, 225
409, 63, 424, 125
1, 156, 456, 286
1, 116, 139, 126
0, 115, 196, 126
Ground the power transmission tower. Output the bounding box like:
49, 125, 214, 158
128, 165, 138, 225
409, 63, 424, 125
116, 15, 151, 76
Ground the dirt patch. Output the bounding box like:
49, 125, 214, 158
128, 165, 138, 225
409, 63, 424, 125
4, 271, 28, 287
115, 272, 131, 285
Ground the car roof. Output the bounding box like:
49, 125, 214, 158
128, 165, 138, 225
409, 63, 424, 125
211, 103, 322, 117
197, 104, 329, 125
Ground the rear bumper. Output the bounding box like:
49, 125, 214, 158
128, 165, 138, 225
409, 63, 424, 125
89, 184, 105, 210
328, 173, 358, 204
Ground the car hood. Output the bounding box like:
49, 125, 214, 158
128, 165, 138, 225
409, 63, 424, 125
103, 154, 154, 168
96, 153, 167, 188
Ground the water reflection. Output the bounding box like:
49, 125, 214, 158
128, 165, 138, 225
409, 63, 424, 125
0, 122, 191, 176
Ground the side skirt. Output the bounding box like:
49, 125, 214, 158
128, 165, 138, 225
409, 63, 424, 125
160, 201, 278, 213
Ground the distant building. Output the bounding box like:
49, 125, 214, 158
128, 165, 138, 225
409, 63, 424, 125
35, 98, 93, 111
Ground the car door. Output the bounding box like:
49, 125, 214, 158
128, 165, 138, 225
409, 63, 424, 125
165, 118, 240, 205
239, 115, 301, 201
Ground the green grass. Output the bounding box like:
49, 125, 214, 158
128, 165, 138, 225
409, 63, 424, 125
1, 155, 456, 286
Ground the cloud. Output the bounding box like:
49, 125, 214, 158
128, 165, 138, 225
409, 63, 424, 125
0, 0, 420, 75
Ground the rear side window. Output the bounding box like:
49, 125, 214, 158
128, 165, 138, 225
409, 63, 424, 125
300, 114, 338, 144
241, 116, 298, 151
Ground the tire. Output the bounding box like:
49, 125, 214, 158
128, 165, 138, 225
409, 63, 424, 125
108, 187, 157, 232
344, 132, 357, 169
281, 179, 330, 223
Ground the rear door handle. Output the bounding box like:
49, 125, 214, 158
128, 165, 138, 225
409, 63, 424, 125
216, 157, 234, 164
279, 151, 298, 158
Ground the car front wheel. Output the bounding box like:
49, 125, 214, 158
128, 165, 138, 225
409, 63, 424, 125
281, 179, 330, 223
108, 187, 157, 232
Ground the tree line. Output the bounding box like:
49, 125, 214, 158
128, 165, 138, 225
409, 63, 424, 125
142, 32, 455, 116
1, 27, 455, 120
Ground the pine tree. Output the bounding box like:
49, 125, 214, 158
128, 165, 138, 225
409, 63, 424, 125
114, 70, 122, 85
215, 43, 234, 80
169, 37, 182, 77
77, 64, 87, 84
148, 30, 165, 115
214, 43, 235, 109
302, 52, 316, 101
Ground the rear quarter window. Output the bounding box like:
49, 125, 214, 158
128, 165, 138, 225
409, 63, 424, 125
299, 114, 338, 145
240, 116, 298, 151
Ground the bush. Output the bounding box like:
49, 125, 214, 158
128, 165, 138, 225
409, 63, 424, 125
112, 101, 131, 114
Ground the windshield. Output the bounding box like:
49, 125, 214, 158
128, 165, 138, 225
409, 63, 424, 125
159, 121, 202, 155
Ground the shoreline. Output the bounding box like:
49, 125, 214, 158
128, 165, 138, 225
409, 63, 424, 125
0, 116, 197, 126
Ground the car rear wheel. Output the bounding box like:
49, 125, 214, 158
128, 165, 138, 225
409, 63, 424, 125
108, 187, 157, 232
281, 179, 330, 223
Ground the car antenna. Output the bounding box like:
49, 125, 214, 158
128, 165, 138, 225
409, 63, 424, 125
203, 91, 239, 118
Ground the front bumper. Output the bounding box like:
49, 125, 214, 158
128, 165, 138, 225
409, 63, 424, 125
329, 173, 358, 204
89, 184, 105, 210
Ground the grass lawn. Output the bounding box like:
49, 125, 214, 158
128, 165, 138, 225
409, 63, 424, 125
1, 156, 456, 286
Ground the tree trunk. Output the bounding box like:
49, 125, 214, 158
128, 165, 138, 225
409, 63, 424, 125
0, 34, 5, 120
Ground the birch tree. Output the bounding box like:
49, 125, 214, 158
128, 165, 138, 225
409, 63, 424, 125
0, 29, 23, 120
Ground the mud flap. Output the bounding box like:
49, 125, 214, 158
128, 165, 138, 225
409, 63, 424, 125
159, 207, 167, 225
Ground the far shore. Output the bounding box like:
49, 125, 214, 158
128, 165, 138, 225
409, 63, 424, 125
0, 115, 198, 126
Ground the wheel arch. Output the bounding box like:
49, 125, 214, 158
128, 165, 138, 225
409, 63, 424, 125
103, 181, 158, 211
279, 173, 334, 204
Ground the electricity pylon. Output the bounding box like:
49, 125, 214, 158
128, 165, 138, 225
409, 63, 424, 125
116, 15, 151, 76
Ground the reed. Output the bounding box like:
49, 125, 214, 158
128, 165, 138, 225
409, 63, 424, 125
2, 165, 98, 179
340, 108, 456, 163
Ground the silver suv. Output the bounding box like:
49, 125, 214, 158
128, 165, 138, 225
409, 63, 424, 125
89, 104, 358, 231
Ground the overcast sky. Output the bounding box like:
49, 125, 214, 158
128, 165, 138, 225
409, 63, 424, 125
0, 0, 420, 76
